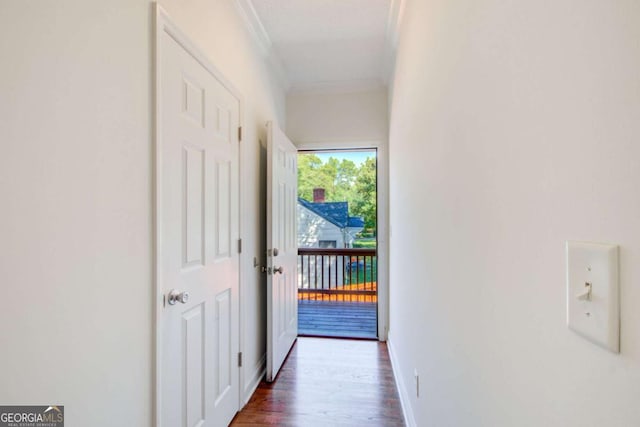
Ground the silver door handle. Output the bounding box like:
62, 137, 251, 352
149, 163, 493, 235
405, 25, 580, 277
168, 289, 190, 305
273, 266, 283, 274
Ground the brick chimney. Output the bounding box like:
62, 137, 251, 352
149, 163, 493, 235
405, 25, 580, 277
313, 188, 325, 203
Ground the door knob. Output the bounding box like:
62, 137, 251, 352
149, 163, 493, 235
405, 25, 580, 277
273, 266, 283, 274
168, 289, 190, 305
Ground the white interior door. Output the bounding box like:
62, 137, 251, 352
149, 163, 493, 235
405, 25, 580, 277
266, 121, 298, 382
158, 25, 240, 427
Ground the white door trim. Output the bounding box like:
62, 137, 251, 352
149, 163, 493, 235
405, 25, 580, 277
153, 4, 245, 425
294, 138, 390, 342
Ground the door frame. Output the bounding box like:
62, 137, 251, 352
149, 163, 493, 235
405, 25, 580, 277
294, 138, 389, 342
153, 5, 245, 425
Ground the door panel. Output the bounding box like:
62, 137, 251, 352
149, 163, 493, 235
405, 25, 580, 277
183, 304, 205, 427
183, 146, 205, 267
215, 160, 232, 259
215, 289, 232, 402
159, 27, 240, 427
266, 121, 298, 382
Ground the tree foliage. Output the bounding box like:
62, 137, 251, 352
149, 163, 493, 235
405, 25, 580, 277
352, 157, 377, 231
297, 153, 377, 233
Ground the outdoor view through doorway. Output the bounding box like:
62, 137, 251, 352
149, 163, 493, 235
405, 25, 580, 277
296, 149, 378, 339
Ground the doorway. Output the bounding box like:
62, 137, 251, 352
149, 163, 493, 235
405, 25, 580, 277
296, 149, 378, 339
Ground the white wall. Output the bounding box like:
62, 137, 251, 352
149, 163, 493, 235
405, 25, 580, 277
0, 1, 151, 425
0, 0, 284, 424
388, 0, 640, 426
287, 87, 388, 144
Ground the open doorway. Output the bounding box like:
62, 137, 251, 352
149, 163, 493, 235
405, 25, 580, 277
296, 149, 378, 339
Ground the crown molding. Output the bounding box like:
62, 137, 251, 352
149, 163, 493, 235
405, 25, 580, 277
382, 0, 406, 83
386, 0, 405, 51
234, 0, 291, 91
234, 0, 272, 56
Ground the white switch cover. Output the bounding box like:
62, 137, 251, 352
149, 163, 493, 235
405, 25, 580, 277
566, 241, 620, 353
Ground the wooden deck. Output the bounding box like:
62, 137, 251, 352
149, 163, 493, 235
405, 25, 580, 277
298, 301, 377, 339
231, 337, 405, 426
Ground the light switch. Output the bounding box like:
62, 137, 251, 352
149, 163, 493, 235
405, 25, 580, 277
566, 241, 620, 353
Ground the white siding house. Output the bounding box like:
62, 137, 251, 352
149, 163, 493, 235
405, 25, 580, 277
297, 197, 365, 290
297, 198, 364, 248
298, 203, 346, 248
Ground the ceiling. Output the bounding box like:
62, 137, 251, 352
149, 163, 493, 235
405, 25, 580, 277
235, 0, 403, 92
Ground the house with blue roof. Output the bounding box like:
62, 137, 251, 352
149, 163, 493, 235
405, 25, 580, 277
297, 188, 365, 248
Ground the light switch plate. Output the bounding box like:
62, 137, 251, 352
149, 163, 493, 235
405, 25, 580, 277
566, 241, 620, 353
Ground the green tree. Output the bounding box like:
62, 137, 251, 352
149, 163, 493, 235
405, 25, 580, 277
352, 157, 377, 232
297, 154, 329, 201
298, 155, 359, 203
319, 157, 338, 199
297, 153, 377, 233
334, 159, 358, 202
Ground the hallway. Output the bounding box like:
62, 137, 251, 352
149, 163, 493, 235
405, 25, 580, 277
231, 338, 405, 426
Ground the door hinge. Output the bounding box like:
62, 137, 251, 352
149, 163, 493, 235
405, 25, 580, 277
238, 238, 242, 254
238, 352, 243, 367
238, 126, 242, 141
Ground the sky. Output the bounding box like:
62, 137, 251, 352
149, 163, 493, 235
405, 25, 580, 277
304, 150, 376, 167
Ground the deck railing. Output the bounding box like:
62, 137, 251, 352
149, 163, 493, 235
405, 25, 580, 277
298, 248, 377, 303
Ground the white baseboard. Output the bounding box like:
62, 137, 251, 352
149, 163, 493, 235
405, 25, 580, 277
241, 354, 265, 407
387, 333, 417, 427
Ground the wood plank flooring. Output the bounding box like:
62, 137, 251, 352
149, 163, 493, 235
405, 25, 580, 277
231, 337, 405, 427
298, 301, 377, 339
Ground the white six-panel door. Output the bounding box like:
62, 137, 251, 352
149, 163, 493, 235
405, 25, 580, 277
266, 121, 298, 382
158, 17, 240, 427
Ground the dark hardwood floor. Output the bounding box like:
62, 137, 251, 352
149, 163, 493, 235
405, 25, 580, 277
231, 337, 405, 427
